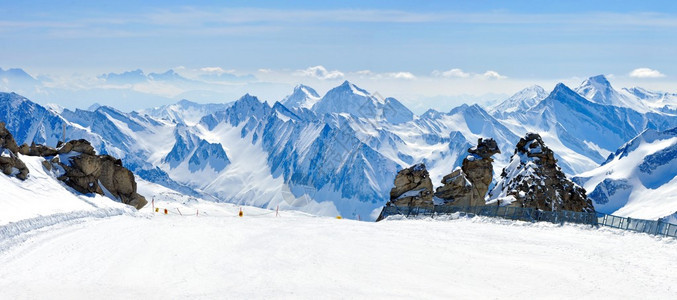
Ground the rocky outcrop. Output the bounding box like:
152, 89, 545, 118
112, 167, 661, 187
435, 138, 500, 206
0, 121, 147, 209
0, 122, 29, 180
387, 163, 434, 207
47, 139, 147, 209
488, 133, 594, 212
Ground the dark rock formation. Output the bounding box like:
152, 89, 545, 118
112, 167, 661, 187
0, 122, 20, 153
387, 163, 434, 207
0, 121, 146, 209
435, 138, 500, 206
0, 122, 29, 180
28, 142, 58, 156
488, 133, 594, 212
49, 139, 147, 209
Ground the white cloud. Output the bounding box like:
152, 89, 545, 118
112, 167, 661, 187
294, 65, 344, 80
432, 68, 505, 79
480, 70, 507, 80
629, 68, 665, 78
432, 68, 470, 78
200, 67, 234, 74
258, 68, 273, 73
352, 70, 415, 80
384, 72, 416, 80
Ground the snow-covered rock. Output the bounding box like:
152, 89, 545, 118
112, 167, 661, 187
488, 133, 594, 212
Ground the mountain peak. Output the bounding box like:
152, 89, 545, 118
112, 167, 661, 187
332, 80, 369, 96
491, 85, 547, 116
575, 75, 648, 110
552, 82, 574, 95
99, 69, 147, 83
283, 84, 321, 109
175, 99, 199, 107
238, 93, 259, 103
0, 67, 38, 82
87, 103, 102, 111
587, 74, 610, 85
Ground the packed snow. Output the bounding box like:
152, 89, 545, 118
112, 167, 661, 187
1, 209, 676, 299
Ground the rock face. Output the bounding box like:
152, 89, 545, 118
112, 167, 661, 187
435, 138, 500, 206
387, 163, 434, 207
488, 133, 594, 212
0, 122, 147, 209
0, 122, 29, 180
49, 139, 148, 209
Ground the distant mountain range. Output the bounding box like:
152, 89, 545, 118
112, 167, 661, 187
2, 73, 677, 220
0, 67, 262, 111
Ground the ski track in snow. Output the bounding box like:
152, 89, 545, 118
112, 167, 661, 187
0, 212, 675, 299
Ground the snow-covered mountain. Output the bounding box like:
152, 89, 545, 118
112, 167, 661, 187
622, 86, 677, 113
496, 82, 677, 174
140, 99, 232, 126
312, 80, 414, 124
98, 69, 195, 85
0, 68, 38, 86
281, 84, 321, 109
99, 69, 148, 84
574, 127, 677, 220
0, 68, 41, 96
573, 75, 646, 110
490, 85, 548, 118
3, 74, 677, 221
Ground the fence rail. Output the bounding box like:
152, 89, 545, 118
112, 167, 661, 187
378, 205, 677, 238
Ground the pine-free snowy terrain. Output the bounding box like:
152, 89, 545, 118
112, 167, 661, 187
1, 106, 676, 298
1, 210, 675, 299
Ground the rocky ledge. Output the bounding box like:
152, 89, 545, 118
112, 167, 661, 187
0, 121, 147, 209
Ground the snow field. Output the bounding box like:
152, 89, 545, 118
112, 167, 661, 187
0, 210, 675, 299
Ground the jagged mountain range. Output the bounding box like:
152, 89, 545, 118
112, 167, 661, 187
2, 74, 677, 220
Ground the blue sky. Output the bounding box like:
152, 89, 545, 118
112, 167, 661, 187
1, 1, 676, 111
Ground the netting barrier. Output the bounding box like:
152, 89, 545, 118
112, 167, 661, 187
378, 205, 677, 238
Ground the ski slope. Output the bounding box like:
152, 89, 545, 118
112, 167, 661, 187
1, 210, 675, 299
